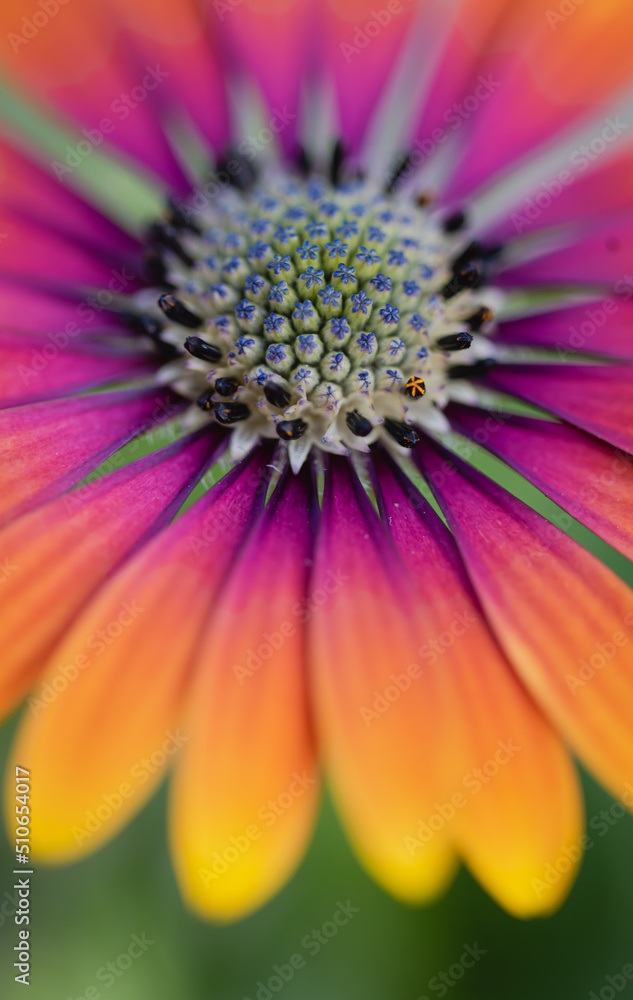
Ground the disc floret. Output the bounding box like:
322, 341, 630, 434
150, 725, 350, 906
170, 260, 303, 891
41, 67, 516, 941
139, 174, 496, 470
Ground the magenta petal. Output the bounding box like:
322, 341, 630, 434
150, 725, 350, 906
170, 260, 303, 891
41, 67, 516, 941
216, 3, 312, 159
0, 331, 155, 408
324, 4, 416, 158
496, 213, 633, 288
482, 364, 633, 453
484, 150, 633, 245
0, 139, 140, 262
0, 386, 184, 525
108, 1, 231, 155
447, 402, 633, 562
413, 434, 633, 801
0, 208, 144, 289
0, 282, 111, 334
494, 302, 633, 361
0, 429, 222, 718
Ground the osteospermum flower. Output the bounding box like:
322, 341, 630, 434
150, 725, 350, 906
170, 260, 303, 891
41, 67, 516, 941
2, 0, 633, 922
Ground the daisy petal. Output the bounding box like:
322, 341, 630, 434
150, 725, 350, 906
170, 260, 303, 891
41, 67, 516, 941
0, 203, 142, 289
6, 446, 271, 863
0, 138, 140, 263
485, 149, 633, 244
0, 387, 182, 525
310, 457, 457, 904
496, 213, 633, 288
482, 364, 633, 454
0, 281, 114, 334
214, 0, 311, 159
170, 467, 319, 921
109, 0, 230, 152
0, 331, 154, 408
416, 438, 633, 808
411, 0, 508, 159
374, 451, 583, 917
493, 302, 633, 361
447, 0, 633, 199
448, 403, 633, 562
325, 0, 416, 157
0, 431, 221, 721
0, 0, 189, 187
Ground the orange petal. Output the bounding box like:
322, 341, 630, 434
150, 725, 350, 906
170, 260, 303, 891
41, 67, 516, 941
448, 403, 633, 562
0, 431, 218, 720
0, 0, 188, 186
448, 0, 633, 198
5, 447, 271, 863
416, 438, 633, 806
309, 457, 457, 903
170, 468, 319, 921
375, 451, 583, 916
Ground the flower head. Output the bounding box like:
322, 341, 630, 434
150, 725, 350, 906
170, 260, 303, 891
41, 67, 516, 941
2, 0, 633, 931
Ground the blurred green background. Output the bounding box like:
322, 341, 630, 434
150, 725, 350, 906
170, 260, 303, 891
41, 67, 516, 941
2, 80, 633, 1000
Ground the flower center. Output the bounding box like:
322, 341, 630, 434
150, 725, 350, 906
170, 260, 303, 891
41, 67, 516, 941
137, 172, 496, 471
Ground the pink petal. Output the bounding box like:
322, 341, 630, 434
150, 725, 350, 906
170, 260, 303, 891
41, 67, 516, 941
324, 0, 416, 157
482, 364, 633, 453
415, 436, 633, 805
445, 1, 633, 200
496, 213, 633, 288
484, 149, 633, 244
0, 138, 140, 262
493, 302, 633, 361
214, 0, 313, 159
0, 330, 154, 408
0, 386, 184, 525
448, 402, 633, 561
0, 429, 220, 720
